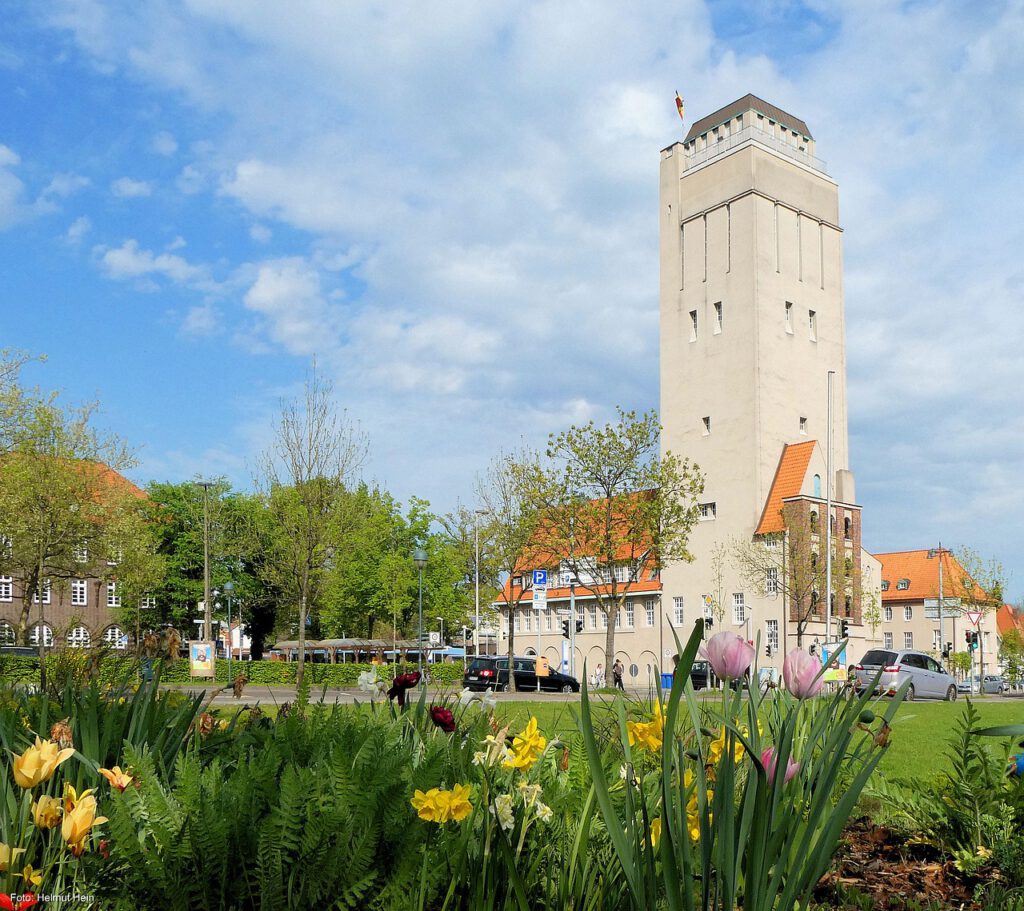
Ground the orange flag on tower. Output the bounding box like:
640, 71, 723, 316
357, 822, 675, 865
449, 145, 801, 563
675, 92, 685, 123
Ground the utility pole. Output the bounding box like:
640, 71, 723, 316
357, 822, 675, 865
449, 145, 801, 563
197, 480, 214, 641
825, 370, 835, 646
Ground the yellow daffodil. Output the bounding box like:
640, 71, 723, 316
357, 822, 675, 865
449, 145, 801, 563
410, 784, 473, 824
20, 863, 42, 887
649, 816, 662, 848
0, 842, 25, 872
503, 717, 547, 771
707, 727, 745, 767
12, 737, 75, 789
61, 790, 107, 857
98, 765, 134, 792
628, 700, 665, 752
32, 794, 63, 829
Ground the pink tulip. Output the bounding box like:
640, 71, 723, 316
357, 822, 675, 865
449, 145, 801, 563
783, 648, 823, 699
700, 632, 754, 680
761, 746, 800, 784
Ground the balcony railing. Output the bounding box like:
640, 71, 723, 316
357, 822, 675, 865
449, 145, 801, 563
684, 125, 828, 175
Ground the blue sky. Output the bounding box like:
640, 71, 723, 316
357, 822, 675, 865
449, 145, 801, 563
1, 1, 1022, 600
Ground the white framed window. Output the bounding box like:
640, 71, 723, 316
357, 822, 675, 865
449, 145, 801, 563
576, 606, 585, 630
765, 568, 779, 595
74, 544, 88, 563
903, 606, 912, 621
785, 301, 793, 332
897, 579, 910, 591
30, 624, 53, 647
766, 619, 779, 653
881, 580, 890, 592
713, 301, 723, 333
544, 608, 552, 631
883, 606, 893, 622
141, 594, 156, 610
106, 582, 120, 608
932, 629, 942, 651
689, 309, 698, 341
67, 626, 91, 648
514, 611, 521, 633
625, 603, 634, 628
104, 626, 127, 650
614, 609, 621, 629
600, 610, 608, 629
883, 632, 893, 650
765, 536, 780, 550
32, 580, 52, 605
903, 632, 913, 650
0, 622, 15, 645
702, 416, 711, 435
612, 564, 630, 584
699, 502, 716, 521
645, 599, 656, 627
0, 577, 12, 602
808, 309, 817, 340
72, 579, 88, 607
523, 610, 531, 632
673, 596, 684, 625
732, 593, 746, 625
799, 416, 808, 435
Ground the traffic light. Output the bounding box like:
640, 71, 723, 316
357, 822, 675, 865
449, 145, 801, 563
561, 620, 570, 640
765, 645, 773, 658
705, 617, 714, 629
965, 630, 972, 648
575, 620, 584, 634
968, 631, 979, 651
840, 620, 850, 639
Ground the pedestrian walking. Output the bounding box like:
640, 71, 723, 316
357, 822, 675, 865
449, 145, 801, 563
612, 659, 625, 691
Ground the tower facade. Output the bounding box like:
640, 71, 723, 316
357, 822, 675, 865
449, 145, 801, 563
660, 95, 866, 668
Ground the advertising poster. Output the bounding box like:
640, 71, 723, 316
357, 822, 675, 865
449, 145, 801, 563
189, 640, 216, 678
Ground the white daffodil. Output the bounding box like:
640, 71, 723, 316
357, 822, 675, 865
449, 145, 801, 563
481, 690, 498, 711
357, 669, 382, 698
459, 687, 480, 708
473, 733, 511, 767
491, 793, 515, 832
517, 781, 542, 807
534, 802, 553, 823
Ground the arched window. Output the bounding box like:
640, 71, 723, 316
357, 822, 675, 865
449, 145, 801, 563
104, 626, 127, 650
844, 517, 852, 539
809, 511, 818, 532
811, 552, 818, 572
813, 474, 821, 497
67, 626, 91, 648
811, 591, 820, 612
844, 595, 852, 617
0, 622, 14, 645
30, 623, 53, 648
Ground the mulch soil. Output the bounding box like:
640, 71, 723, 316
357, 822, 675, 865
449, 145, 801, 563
814, 817, 995, 909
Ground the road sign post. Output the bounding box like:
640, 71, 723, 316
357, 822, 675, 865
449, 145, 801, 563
531, 571, 547, 692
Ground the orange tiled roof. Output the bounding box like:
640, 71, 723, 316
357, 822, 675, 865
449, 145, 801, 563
754, 441, 817, 535
997, 604, 1024, 636
874, 549, 989, 603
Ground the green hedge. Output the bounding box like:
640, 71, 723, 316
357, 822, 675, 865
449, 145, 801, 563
0, 655, 467, 688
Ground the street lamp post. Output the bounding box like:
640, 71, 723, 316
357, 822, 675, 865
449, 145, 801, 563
413, 546, 427, 680
196, 480, 215, 641
474, 509, 486, 657
436, 616, 445, 656
224, 581, 235, 684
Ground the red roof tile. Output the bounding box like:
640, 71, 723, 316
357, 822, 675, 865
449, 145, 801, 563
754, 441, 817, 535
874, 549, 989, 603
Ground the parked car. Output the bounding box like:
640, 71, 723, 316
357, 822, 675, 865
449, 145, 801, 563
853, 649, 957, 701
982, 674, 1007, 695
463, 656, 580, 693
688, 659, 712, 691
956, 676, 976, 695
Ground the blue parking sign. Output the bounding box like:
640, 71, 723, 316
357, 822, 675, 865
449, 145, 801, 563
532, 570, 547, 587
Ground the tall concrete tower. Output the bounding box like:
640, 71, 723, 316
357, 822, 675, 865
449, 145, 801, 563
659, 95, 860, 663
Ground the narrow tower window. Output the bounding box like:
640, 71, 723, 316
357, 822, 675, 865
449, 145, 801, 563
713, 301, 723, 333
702, 416, 711, 435
785, 301, 793, 333
799, 416, 807, 434
808, 309, 817, 340
689, 310, 697, 342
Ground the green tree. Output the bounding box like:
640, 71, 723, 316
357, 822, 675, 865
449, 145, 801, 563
1000, 626, 1024, 687
0, 394, 160, 685
254, 365, 367, 685
521, 408, 704, 668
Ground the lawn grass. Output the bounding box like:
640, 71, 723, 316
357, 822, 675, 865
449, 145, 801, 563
494, 693, 1023, 780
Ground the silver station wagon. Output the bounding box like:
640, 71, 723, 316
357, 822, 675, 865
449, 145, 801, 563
853, 649, 957, 701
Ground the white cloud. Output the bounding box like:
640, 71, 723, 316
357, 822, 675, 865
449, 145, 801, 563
152, 130, 178, 156
242, 257, 343, 356
42, 172, 90, 199
249, 223, 271, 243
0, 144, 27, 230
65, 215, 91, 244
180, 302, 219, 336
111, 176, 153, 198
99, 238, 211, 289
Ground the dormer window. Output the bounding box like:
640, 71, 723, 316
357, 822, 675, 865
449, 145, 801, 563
897, 579, 910, 591
881, 580, 890, 592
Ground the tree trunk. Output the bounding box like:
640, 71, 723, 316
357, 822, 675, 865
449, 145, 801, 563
296, 576, 307, 689
505, 603, 517, 692
604, 606, 616, 671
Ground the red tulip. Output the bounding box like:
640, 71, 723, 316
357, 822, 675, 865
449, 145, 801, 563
388, 671, 422, 706
429, 705, 456, 733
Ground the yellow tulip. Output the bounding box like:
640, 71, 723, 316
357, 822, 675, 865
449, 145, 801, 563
98, 765, 134, 792
0, 842, 25, 872
20, 863, 42, 887
32, 794, 63, 829
61, 791, 107, 857
649, 816, 662, 848
12, 737, 75, 789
